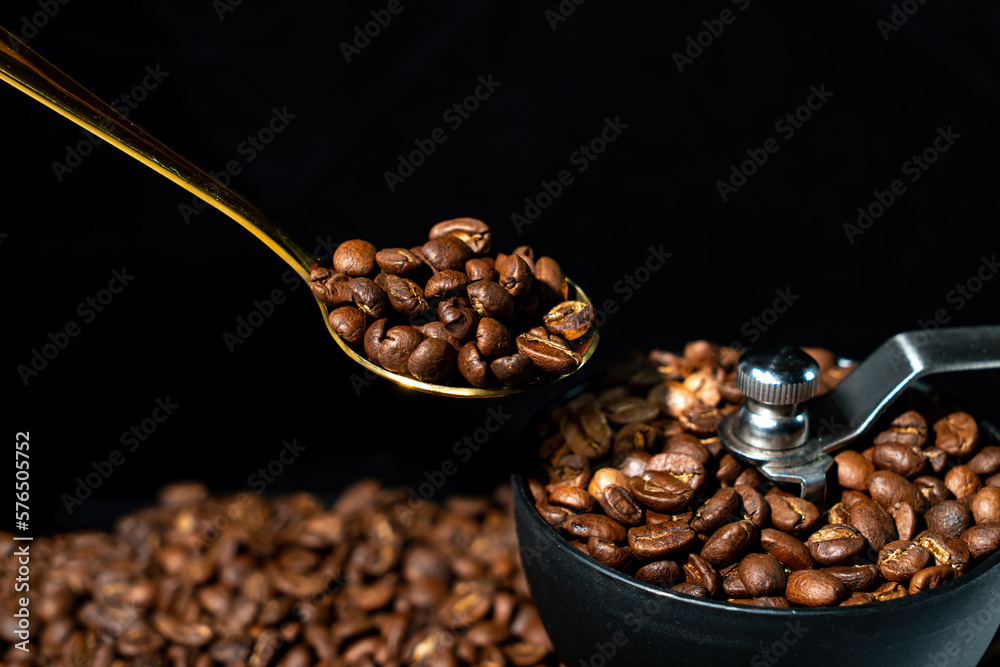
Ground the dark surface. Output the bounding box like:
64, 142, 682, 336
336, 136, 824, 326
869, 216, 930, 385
1, 2, 998, 536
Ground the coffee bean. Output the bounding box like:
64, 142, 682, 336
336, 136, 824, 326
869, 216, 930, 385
599, 485, 644, 526
334, 239, 377, 276
671, 582, 710, 598
691, 488, 741, 534
647, 452, 706, 493
820, 564, 881, 592
758, 529, 815, 571
683, 553, 721, 597
377, 326, 424, 373
923, 446, 948, 474
309, 263, 350, 305
363, 318, 390, 361
422, 236, 474, 271
384, 274, 429, 315
476, 318, 512, 358
890, 501, 920, 541
515, 334, 580, 375
437, 297, 480, 342
908, 565, 956, 594
737, 553, 786, 597
971, 487, 1000, 524
945, 465, 982, 499
407, 338, 458, 382
840, 592, 876, 606
542, 301, 595, 341
915, 530, 970, 571
868, 470, 927, 513
635, 560, 684, 586
924, 500, 973, 539
549, 485, 594, 512
877, 540, 932, 581
969, 446, 1000, 476
429, 217, 492, 254
960, 522, 1000, 559
846, 497, 898, 553
873, 581, 909, 601
375, 247, 424, 275
465, 258, 499, 282
933, 412, 979, 458
496, 253, 533, 297
419, 321, 463, 351
722, 566, 751, 598
871, 442, 926, 478
490, 353, 535, 386
425, 270, 471, 299
700, 520, 757, 567
766, 491, 821, 536
628, 521, 697, 560
785, 570, 848, 607
534, 257, 568, 304
536, 502, 575, 527
588, 537, 634, 570
734, 485, 770, 528
628, 471, 693, 513
348, 277, 391, 319
329, 306, 368, 344
664, 433, 711, 465
806, 524, 866, 566
915, 475, 951, 507
873, 410, 929, 449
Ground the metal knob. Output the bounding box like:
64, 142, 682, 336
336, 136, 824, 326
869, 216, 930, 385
737, 346, 820, 405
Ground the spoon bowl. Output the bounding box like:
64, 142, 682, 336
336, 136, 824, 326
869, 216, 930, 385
0, 27, 598, 396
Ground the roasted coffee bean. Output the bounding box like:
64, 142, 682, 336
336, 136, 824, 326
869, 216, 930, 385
628, 521, 697, 560
678, 404, 722, 436
465, 258, 498, 282
760, 529, 813, 571
915, 476, 951, 507
348, 277, 391, 318
635, 560, 683, 586
691, 488, 742, 534
422, 236, 474, 271
877, 540, 932, 581
334, 239, 377, 276
329, 306, 368, 344
871, 442, 925, 478
737, 553, 786, 597
378, 326, 424, 373
873, 410, 929, 449
536, 502, 575, 526
671, 582, 710, 598
515, 334, 580, 374
364, 318, 390, 361
588, 537, 633, 570
375, 247, 423, 275
384, 274, 430, 315
722, 566, 751, 598
647, 452, 706, 493
467, 280, 515, 321
923, 500, 972, 539
701, 520, 757, 567
933, 412, 979, 458
534, 256, 568, 304
734, 485, 770, 528
408, 338, 459, 382
476, 318, 512, 358
628, 471, 693, 513
419, 321, 463, 351
542, 301, 594, 341
945, 465, 982, 499
424, 270, 471, 299
820, 564, 880, 592
309, 263, 350, 305
579, 406, 614, 452
664, 433, 711, 465
431, 296, 479, 344
549, 485, 594, 512
923, 446, 948, 474
908, 565, 956, 594
890, 501, 920, 541
868, 470, 927, 513
495, 253, 533, 297
806, 524, 866, 566
969, 446, 1000, 476
960, 522, 1000, 559
766, 491, 821, 536
683, 553, 721, 597
840, 592, 876, 606
604, 396, 660, 426
915, 530, 970, 571
846, 497, 897, 553
490, 353, 535, 386
873, 581, 909, 601
618, 451, 652, 477
429, 217, 492, 254
971, 487, 1000, 524
563, 513, 628, 542
599, 485, 644, 527
785, 569, 849, 607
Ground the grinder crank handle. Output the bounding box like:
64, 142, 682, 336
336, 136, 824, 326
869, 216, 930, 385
719, 325, 1000, 504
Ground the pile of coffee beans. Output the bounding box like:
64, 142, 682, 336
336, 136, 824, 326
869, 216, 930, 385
310, 218, 595, 387
0, 481, 558, 665
527, 341, 1000, 607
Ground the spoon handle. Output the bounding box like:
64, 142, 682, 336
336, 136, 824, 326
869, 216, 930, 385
0, 28, 313, 280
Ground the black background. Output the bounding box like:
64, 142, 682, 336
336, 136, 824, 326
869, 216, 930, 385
1, 1, 998, 536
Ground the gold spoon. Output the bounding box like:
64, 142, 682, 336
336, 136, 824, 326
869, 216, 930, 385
0, 27, 598, 397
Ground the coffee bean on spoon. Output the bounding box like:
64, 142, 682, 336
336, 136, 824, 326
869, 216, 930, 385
437, 297, 480, 342
422, 236, 474, 271
496, 253, 533, 297
543, 301, 595, 341
466, 258, 499, 282
515, 333, 580, 374
476, 318, 512, 358
419, 322, 463, 351
458, 342, 490, 388
375, 247, 424, 275
309, 263, 351, 306
348, 277, 390, 319
377, 326, 424, 373
334, 239, 377, 276
429, 217, 492, 254
490, 353, 535, 386
363, 318, 390, 361
329, 306, 368, 345
534, 256, 568, 304
407, 338, 458, 382
383, 274, 429, 316
468, 280, 515, 321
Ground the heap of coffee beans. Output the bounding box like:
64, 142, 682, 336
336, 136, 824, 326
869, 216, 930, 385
310, 218, 595, 387
528, 341, 1000, 607
0, 481, 558, 665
